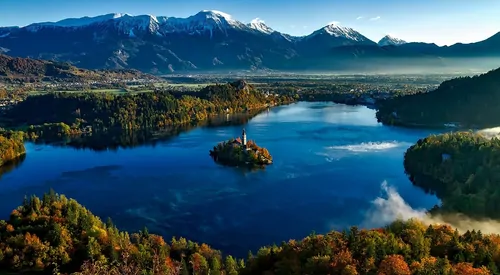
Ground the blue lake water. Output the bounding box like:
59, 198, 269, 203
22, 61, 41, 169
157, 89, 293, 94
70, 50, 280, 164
0, 102, 442, 256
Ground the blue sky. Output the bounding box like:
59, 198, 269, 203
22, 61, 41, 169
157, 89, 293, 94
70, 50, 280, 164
1, 0, 499, 46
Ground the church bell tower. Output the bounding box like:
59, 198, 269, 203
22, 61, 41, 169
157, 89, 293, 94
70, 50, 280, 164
242, 128, 247, 148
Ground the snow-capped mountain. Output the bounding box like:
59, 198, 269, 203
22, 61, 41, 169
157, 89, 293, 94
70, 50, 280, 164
157, 10, 249, 38
309, 23, 372, 42
247, 18, 274, 34
29, 13, 129, 28
24, 11, 256, 38
111, 14, 166, 35
378, 35, 407, 46
16, 11, 370, 42
300, 22, 376, 50
0, 27, 18, 38
0, 10, 498, 73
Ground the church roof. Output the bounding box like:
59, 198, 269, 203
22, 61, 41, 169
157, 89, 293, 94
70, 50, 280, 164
233, 137, 242, 144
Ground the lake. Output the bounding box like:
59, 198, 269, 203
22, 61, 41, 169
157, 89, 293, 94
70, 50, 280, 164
0, 102, 441, 257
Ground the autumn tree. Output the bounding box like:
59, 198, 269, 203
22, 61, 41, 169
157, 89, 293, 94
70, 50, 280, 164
452, 262, 490, 275
377, 255, 411, 275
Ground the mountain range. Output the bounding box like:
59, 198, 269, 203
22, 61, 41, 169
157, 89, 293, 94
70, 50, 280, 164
0, 10, 499, 73
0, 54, 156, 83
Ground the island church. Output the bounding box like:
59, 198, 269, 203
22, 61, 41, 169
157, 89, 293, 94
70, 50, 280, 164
232, 129, 248, 149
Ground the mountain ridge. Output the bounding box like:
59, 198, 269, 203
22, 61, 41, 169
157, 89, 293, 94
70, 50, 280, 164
1, 11, 499, 73
7, 11, 497, 45
0, 54, 157, 83
378, 35, 407, 46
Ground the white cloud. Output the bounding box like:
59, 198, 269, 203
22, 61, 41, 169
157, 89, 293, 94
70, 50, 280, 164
356, 16, 363, 20
369, 16, 381, 21
250, 17, 265, 24
327, 21, 340, 26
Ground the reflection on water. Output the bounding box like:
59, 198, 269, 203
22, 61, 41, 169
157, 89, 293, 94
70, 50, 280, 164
0, 155, 26, 180
31, 111, 261, 151
0, 102, 442, 257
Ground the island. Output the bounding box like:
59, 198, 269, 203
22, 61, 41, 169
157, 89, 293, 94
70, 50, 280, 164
210, 129, 273, 167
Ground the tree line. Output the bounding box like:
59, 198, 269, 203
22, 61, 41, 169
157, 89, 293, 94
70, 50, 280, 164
0, 191, 498, 274
4, 80, 295, 134
0, 130, 25, 167
404, 131, 500, 219
0, 54, 156, 84
376, 67, 500, 128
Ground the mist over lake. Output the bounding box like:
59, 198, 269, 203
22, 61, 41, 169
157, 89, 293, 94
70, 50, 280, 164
0, 102, 442, 256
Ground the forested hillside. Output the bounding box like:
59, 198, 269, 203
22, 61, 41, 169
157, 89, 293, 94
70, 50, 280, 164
4, 80, 294, 132
0, 131, 25, 167
0, 54, 157, 83
377, 67, 500, 127
404, 131, 500, 219
0, 192, 497, 274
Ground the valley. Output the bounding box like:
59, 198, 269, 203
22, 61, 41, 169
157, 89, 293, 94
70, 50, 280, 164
0, 102, 444, 273
2, 4, 500, 274
1, 65, 500, 273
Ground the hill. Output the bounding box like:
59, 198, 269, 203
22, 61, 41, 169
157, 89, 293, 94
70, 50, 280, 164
4, 80, 294, 133
0, 54, 158, 83
404, 131, 500, 219
376, 67, 500, 128
0, 191, 497, 274
0, 11, 499, 73
0, 131, 25, 167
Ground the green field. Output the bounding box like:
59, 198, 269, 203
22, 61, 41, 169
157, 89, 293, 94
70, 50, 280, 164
30, 88, 156, 95
159, 83, 212, 88
16, 80, 268, 97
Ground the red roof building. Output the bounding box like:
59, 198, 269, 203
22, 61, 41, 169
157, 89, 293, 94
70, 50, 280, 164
233, 137, 242, 144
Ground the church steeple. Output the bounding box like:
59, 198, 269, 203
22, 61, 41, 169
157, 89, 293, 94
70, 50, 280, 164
242, 128, 247, 147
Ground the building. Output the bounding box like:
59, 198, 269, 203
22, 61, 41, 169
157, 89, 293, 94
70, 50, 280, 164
229, 129, 248, 149
242, 128, 247, 148
232, 137, 242, 146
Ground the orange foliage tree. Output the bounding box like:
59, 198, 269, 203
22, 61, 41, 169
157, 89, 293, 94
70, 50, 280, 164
377, 255, 411, 275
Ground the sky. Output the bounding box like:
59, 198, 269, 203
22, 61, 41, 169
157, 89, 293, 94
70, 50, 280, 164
1, 0, 499, 46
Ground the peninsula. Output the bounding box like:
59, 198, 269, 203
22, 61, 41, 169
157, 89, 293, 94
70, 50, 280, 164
209, 129, 273, 167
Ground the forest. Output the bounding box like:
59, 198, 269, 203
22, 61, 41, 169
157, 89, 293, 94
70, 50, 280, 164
0, 54, 157, 83
404, 131, 500, 219
0, 130, 25, 167
27, 112, 260, 151
0, 191, 498, 274
3, 80, 295, 134
376, 67, 500, 127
